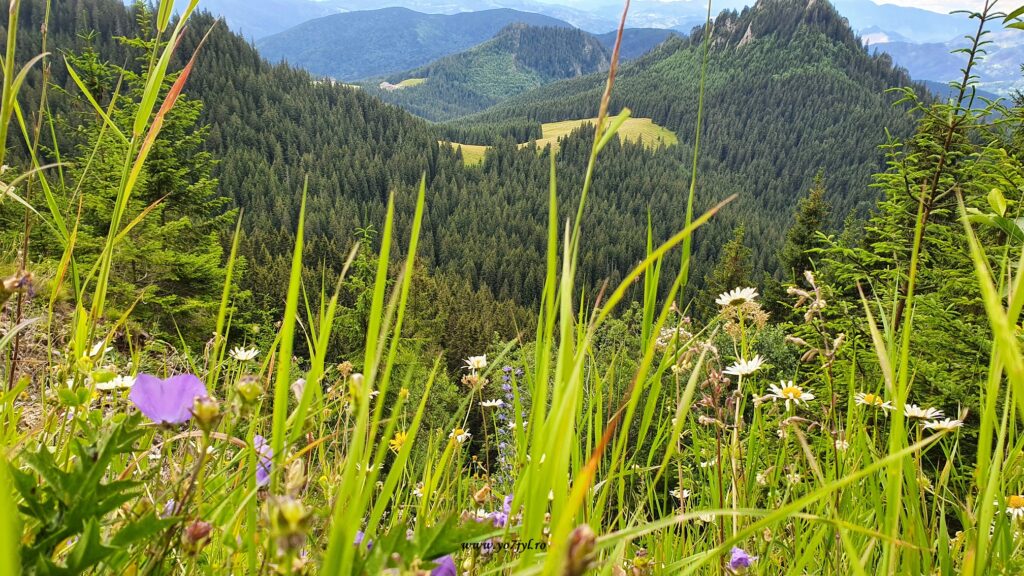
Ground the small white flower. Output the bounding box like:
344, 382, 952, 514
723, 355, 765, 377
89, 340, 113, 358
699, 458, 717, 469
413, 483, 424, 498
480, 399, 504, 408
670, 487, 691, 501
923, 418, 963, 432
697, 511, 715, 523
786, 472, 802, 485
230, 346, 260, 361
834, 439, 849, 452
465, 355, 487, 372
768, 381, 815, 411
95, 375, 135, 391
855, 392, 894, 411
755, 471, 769, 486
715, 287, 758, 308
904, 404, 944, 421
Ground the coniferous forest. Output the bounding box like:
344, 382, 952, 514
2, 0, 1024, 574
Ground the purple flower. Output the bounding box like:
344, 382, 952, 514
431, 555, 456, 576
354, 530, 373, 549
253, 434, 273, 487
129, 373, 207, 425
727, 546, 757, 572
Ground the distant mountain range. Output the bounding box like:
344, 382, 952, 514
256, 8, 573, 80
870, 29, 1024, 96
360, 24, 613, 121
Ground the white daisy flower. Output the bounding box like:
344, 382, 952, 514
723, 355, 766, 377
465, 355, 487, 372
854, 392, 893, 411
95, 375, 135, 391
480, 399, 504, 408
1006, 495, 1024, 520
670, 487, 691, 501
923, 418, 964, 432
449, 428, 472, 444
229, 346, 260, 361
904, 404, 944, 421
768, 381, 815, 411
90, 340, 113, 358
715, 287, 759, 308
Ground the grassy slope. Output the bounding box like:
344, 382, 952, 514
441, 116, 677, 164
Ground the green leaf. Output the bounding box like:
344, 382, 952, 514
988, 188, 1007, 217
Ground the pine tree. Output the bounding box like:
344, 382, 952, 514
699, 225, 753, 320
780, 171, 830, 282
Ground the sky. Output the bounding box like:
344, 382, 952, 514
870, 0, 986, 12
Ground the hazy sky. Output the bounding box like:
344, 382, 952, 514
872, 0, 986, 11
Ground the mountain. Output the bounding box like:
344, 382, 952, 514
870, 29, 1024, 95
458, 0, 919, 273
361, 25, 612, 121
596, 28, 680, 60
830, 0, 974, 43
255, 7, 573, 80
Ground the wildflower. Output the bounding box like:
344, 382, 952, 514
786, 472, 801, 485
465, 355, 487, 372
267, 495, 312, 554
904, 404, 944, 421
723, 355, 765, 377
290, 378, 306, 401
755, 471, 768, 486
854, 392, 893, 411
480, 399, 504, 408
670, 487, 690, 501
161, 499, 176, 518
727, 546, 757, 573
699, 458, 717, 469
183, 520, 213, 555
923, 418, 964, 432
89, 340, 113, 358
413, 482, 424, 498
229, 346, 260, 361
389, 431, 408, 453
254, 434, 273, 488
834, 438, 849, 452
430, 555, 457, 576
129, 373, 208, 425
1006, 495, 1024, 520
236, 375, 263, 404
95, 374, 135, 391
192, 396, 221, 432
450, 428, 471, 444
767, 381, 814, 411
565, 524, 597, 576
716, 287, 759, 308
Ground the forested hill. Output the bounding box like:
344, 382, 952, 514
254, 7, 572, 81
595, 28, 680, 61
362, 24, 613, 121
11, 0, 918, 342
462, 0, 919, 239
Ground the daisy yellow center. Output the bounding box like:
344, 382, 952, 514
781, 386, 803, 399
1009, 495, 1024, 509
863, 393, 883, 405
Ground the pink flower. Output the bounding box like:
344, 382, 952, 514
129, 373, 207, 425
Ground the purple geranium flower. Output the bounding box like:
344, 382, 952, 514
431, 555, 456, 576
253, 434, 273, 487
727, 546, 757, 572
129, 373, 207, 425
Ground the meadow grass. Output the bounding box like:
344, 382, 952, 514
1, 0, 1023, 575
